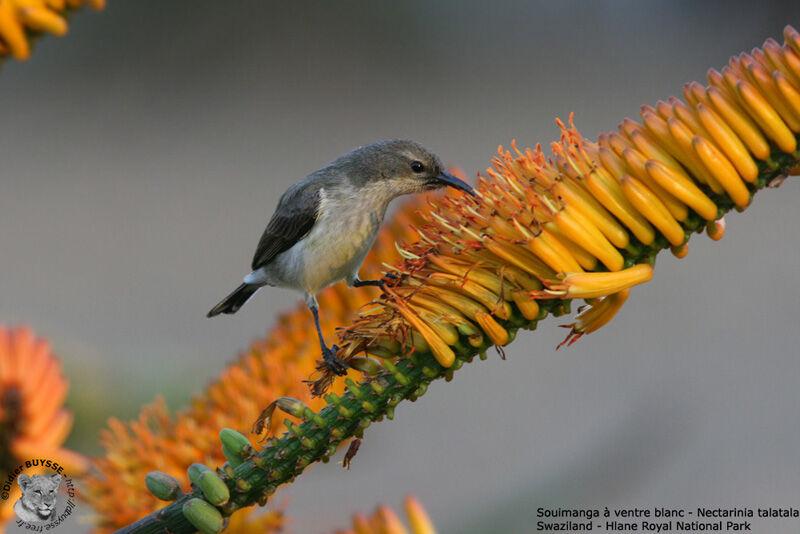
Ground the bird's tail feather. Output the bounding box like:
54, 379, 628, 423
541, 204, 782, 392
207, 283, 259, 317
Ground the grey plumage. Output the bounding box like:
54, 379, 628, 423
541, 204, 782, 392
207, 139, 474, 372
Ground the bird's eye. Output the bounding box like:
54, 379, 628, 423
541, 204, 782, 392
410, 161, 425, 173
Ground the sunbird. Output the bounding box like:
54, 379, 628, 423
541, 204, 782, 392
208, 139, 474, 373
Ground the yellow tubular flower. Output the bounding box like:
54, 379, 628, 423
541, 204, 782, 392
736, 79, 798, 153
641, 108, 684, 155
426, 273, 512, 319
762, 39, 800, 85
553, 207, 624, 271
0, 0, 103, 62
671, 242, 690, 259
0, 326, 88, 530
783, 45, 800, 82
746, 61, 800, 131
695, 103, 759, 182
552, 180, 630, 249
672, 98, 714, 141
19, 7, 67, 36
642, 105, 728, 190
707, 217, 727, 241
543, 223, 599, 270
691, 135, 751, 207
597, 144, 630, 180
511, 289, 540, 320
475, 312, 510, 346
627, 127, 684, 176
582, 169, 656, 245
558, 289, 631, 348
391, 297, 455, 367
685, 81, 712, 108
774, 71, 800, 118
528, 227, 583, 273
537, 265, 653, 300
622, 146, 689, 221
644, 159, 719, 221
787, 25, 800, 55
621, 175, 686, 247
665, 115, 726, 194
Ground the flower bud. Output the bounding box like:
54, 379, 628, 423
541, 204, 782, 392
348, 356, 383, 376
221, 444, 244, 468
219, 428, 253, 460
144, 471, 181, 501
187, 463, 230, 506
182, 498, 224, 534
275, 397, 309, 418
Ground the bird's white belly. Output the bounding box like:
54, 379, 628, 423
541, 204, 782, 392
299, 212, 380, 293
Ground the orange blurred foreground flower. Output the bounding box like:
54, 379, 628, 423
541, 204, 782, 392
0, 326, 87, 530
0, 0, 104, 62
83, 200, 431, 533
334, 496, 436, 534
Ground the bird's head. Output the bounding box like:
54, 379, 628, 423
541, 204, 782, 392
349, 139, 475, 198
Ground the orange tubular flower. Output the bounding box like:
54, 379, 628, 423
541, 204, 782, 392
0, 326, 87, 531
334, 496, 437, 534
0, 0, 104, 62
83, 199, 433, 533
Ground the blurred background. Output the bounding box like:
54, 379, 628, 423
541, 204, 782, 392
1, 1, 799, 532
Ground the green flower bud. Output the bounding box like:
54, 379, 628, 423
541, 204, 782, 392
222, 463, 236, 479
182, 498, 224, 534
144, 471, 181, 501
187, 463, 209, 487
348, 356, 382, 376
275, 397, 307, 418
187, 463, 230, 506
323, 392, 342, 405
219, 428, 253, 459
221, 444, 244, 468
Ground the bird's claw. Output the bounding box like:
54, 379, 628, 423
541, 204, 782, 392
384, 272, 398, 280
322, 345, 348, 376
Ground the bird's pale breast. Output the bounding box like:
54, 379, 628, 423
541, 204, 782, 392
251, 180, 393, 295
299, 198, 383, 293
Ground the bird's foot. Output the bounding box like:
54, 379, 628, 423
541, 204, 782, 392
323, 344, 348, 376
352, 278, 384, 288
352, 273, 399, 289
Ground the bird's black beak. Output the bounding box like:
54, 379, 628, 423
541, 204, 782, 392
434, 171, 476, 196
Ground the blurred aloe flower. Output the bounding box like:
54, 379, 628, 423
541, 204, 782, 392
0, 0, 104, 62
333, 496, 436, 534
0, 326, 88, 531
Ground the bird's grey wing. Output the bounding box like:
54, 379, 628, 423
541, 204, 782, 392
251, 183, 320, 270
